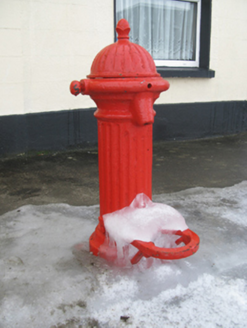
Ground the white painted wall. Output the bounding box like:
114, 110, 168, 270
0, 0, 114, 116
0, 0, 246, 116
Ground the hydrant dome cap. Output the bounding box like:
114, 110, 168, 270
88, 19, 160, 78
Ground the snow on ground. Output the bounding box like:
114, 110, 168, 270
0, 182, 247, 328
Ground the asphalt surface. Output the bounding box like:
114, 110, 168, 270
0, 133, 247, 215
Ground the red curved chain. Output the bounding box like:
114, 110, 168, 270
131, 229, 200, 264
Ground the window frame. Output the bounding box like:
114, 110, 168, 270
154, 0, 202, 68
114, 0, 215, 78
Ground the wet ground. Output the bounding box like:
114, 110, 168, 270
1, 133, 247, 328
1, 182, 247, 328
0, 133, 247, 215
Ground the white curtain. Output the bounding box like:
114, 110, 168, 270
116, 0, 197, 61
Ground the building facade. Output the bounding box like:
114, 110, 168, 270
0, 0, 246, 155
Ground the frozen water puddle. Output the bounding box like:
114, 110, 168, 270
102, 193, 190, 265
1, 182, 247, 328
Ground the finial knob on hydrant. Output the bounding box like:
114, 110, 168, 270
116, 19, 130, 40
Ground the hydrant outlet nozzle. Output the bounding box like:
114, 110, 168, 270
70, 80, 85, 96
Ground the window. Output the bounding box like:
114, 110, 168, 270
115, 0, 215, 78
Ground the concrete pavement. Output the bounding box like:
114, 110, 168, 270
0, 133, 247, 215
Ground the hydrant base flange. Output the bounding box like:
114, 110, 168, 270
89, 217, 200, 265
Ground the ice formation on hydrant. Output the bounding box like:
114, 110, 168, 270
102, 193, 188, 263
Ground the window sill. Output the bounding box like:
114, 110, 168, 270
157, 67, 215, 78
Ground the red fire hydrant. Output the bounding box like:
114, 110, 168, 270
70, 19, 199, 264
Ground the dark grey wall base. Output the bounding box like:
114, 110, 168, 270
0, 101, 246, 156
0, 109, 98, 156
153, 101, 247, 141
